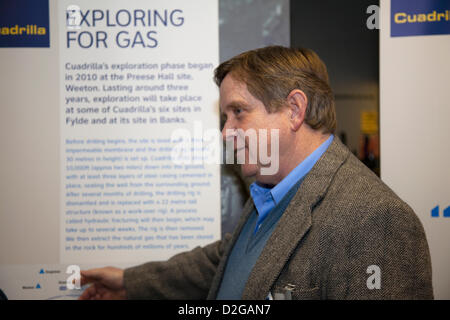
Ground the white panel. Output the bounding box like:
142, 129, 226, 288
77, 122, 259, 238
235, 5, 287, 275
380, 0, 450, 299
0, 0, 220, 299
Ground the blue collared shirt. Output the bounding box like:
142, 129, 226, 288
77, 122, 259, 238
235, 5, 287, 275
250, 135, 334, 233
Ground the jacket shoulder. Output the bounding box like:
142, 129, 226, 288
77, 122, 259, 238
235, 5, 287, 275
320, 152, 424, 234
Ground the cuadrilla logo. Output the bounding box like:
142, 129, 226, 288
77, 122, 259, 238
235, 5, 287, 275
391, 0, 450, 37
0, 0, 50, 47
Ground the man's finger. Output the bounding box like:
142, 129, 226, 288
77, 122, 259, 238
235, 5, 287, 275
78, 284, 97, 300
80, 274, 92, 287
80, 268, 104, 286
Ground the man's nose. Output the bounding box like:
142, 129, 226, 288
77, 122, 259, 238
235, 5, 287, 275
222, 120, 234, 141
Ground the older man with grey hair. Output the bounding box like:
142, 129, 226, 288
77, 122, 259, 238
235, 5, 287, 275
79, 46, 433, 300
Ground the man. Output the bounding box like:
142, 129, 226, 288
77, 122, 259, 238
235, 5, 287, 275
79, 46, 433, 300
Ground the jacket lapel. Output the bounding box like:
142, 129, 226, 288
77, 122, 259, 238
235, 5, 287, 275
241, 137, 350, 299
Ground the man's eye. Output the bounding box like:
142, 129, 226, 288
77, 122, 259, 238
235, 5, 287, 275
234, 108, 242, 115
221, 113, 227, 122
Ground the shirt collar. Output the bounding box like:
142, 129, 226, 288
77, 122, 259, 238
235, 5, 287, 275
250, 134, 334, 217
270, 134, 334, 204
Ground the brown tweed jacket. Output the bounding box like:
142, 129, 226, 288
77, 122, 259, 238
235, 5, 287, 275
123, 137, 434, 299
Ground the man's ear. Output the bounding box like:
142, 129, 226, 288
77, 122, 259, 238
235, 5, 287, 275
286, 89, 308, 131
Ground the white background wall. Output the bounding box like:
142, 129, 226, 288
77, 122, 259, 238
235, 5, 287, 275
380, 0, 450, 299
0, 1, 60, 265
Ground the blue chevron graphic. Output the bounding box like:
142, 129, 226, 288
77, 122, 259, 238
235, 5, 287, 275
444, 206, 450, 218
431, 206, 439, 217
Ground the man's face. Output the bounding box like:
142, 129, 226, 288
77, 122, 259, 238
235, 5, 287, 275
219, 74, 291, 183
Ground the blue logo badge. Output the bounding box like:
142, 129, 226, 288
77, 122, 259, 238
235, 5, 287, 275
0, 0, 50, 47
391, 0, 450, 37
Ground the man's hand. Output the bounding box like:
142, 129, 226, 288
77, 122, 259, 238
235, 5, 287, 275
78, 267, 127, 300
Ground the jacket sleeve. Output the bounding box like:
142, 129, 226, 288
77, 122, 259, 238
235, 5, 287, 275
123, 233, 232, 299
327, 200, 434, 299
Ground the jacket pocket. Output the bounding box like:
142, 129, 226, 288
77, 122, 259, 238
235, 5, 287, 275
291, 287, 321, 300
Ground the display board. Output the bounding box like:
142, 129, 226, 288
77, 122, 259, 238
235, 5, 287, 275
0, 0, 220, 299
380, 0, 450, 299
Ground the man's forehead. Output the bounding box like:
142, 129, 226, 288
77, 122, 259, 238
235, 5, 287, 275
220, 73, 249, 94
219, 75, 254, 110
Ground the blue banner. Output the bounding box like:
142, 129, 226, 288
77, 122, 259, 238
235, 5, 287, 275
391, 0, 450, 37
0, 0, 50, 47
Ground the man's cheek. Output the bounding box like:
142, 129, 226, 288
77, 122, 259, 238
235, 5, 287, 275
258, 129, 280, 176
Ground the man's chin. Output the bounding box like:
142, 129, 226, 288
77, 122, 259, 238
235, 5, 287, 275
240, 164, 277, 185
240, 164, 259, 178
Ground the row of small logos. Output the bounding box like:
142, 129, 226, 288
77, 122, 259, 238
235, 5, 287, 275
24, 269, 68, 291
23, 283, 43, 289
431, 206, 450, 218
39, 268, 59, 274
24, 283, 69, 291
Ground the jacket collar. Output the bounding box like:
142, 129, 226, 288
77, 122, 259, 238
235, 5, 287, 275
208, 137, 350, 299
